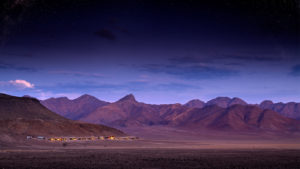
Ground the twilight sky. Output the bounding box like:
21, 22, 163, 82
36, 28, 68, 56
0, 0, 299, 104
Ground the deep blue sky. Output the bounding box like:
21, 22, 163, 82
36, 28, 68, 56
0, 0, 299, 104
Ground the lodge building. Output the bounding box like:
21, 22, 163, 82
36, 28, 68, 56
26, 136, 138, 142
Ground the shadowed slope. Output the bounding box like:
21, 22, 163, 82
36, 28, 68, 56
81, 94, 165, 127
173, 105, 300, 132
0, 93, 124, 142
184, 99, 205, 108
205, 97, 247, 108
41, 94, 109, 120
0, 94, 65, 121
260, 101, 300, 120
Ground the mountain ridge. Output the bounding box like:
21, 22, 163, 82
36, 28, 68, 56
41, 94, 300, 121
41, 94, 109, 120
41, 94, 300, 135
75, 95, 300, 134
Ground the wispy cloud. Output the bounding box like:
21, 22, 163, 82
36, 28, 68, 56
169, 56, 206, 64
154, 83, 201, 91
49, 70, 105, 78
9, 79, 34, 88
43, 81, 144, 92
136, 63, 238, 80
0, 79, 35, 89
0, 61, 37, 72
0, 51, 33, 58
169, 54, 282, 64
39, 80, 200, 93
137, 53, 284, 80
221, 54, 282, 62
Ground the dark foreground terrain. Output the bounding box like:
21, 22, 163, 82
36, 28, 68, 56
1, 148, 300, 169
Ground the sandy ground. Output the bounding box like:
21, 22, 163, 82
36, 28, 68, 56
0, 148, 300, 169
1, 138, 300, 169
1, 125, 300, 169
1, 138, 300, 150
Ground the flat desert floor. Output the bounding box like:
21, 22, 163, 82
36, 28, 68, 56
1, 139, 300, 169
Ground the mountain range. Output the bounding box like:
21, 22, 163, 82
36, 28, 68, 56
41, 94, 300, 134
184, 97, 300, 120
0, 93, 124, 143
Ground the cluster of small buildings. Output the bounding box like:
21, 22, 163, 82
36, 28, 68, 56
26, 135, 138, 142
